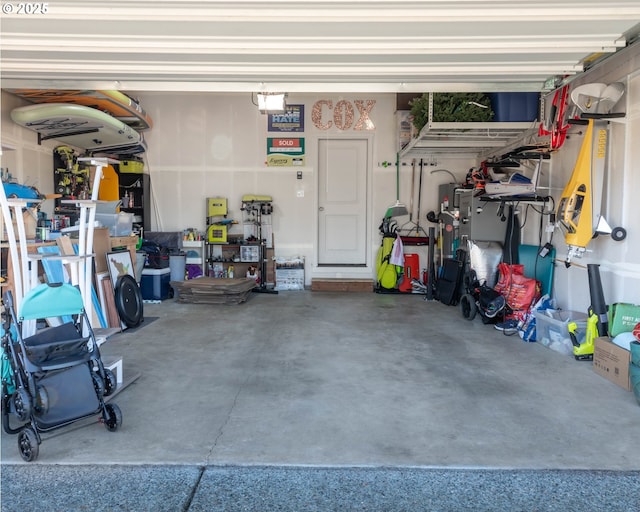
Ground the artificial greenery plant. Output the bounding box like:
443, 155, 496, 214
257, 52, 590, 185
409, 92, 494, 132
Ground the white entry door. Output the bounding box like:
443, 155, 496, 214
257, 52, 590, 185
318, 138, 368, 265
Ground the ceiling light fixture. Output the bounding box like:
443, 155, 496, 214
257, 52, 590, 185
256, 92, 287, 114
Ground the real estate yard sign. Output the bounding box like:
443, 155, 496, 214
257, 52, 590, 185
267, 137, 305, 166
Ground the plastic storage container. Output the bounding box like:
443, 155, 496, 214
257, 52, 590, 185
119, 160, 144, 173
169, 253, 186, 282
489, 92, 540, 122
533, 309, 588, 356
275, 257, 305, 291
141, 268, 171, 300
240, 245, 260, 262
96, 212, 134, 236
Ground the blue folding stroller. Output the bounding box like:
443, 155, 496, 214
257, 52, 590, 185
1, 282, 122, 461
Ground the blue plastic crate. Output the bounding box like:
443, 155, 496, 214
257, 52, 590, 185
489, 92, 540, 122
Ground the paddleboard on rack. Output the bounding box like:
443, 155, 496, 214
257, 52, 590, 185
11, 103, 146, 154
6, 89, 153, 131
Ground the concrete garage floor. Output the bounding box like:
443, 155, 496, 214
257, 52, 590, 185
2, 291, 639, 511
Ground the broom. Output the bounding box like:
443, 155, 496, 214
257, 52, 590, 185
385, 152, 408, 218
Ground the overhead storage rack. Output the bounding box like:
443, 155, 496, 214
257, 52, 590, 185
400, 121, 538, 157
399, 92, 539, 159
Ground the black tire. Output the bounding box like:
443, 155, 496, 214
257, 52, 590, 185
13, 388, 32, 422
103, 369, 117, 397
114, 274, 144, 328
103, 403, 122, 432
34, 385, 49, 415
460, 294, 477, 321
18, 427, 39, 462
611, 227, 627, 242
463, 270, 478, 292
92, 372, 105, 397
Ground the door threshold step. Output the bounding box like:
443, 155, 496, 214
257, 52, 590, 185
311, 278, 373, 292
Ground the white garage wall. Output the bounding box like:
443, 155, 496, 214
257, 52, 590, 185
138, 91, 476, 283
0, 92, 59, 220
537, 72, 640, 312
140, 92, 394, 279
2, 79, 638, 303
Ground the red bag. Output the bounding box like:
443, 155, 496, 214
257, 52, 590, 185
494, 263, 541, 320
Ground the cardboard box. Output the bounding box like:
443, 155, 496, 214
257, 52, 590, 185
593, 336, 631, 391
2, 207, 37, 240
93, 227, 111, 274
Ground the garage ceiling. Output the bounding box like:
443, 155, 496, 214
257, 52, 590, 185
1, 1, 640, 93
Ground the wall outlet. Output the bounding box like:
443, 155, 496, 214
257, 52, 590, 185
296, 190, 304, 198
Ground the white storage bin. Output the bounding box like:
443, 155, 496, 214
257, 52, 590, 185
96, 212, 134, 236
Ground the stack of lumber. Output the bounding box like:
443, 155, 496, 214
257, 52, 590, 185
170, 277, 256, 304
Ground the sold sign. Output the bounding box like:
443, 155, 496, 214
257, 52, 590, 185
273, 139, 298, 148
269, 138, 303, 152
312, 99, 376, 131
266, 137, 306, 167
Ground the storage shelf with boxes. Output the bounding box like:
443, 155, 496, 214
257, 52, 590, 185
117, 162, 150, 236
207, 239, 274, 283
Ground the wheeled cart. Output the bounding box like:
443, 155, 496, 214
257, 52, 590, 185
1, 283, 122, 461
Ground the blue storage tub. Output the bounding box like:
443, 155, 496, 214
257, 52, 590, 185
141, 268, 171, 300
489, 92, 540, 122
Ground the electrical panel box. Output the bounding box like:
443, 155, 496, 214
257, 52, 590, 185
207, 197, 228, 217
439, 183, 461, 213
457, 190, 507, 242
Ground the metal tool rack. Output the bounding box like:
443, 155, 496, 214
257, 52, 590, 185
240, 196, 277, 294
